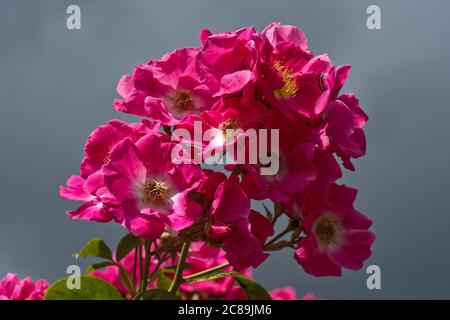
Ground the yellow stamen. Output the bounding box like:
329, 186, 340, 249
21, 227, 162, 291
175, 90, 194, 110
219, 119, 241, 133
273, 61, 299, 99
102, 154, 111, 165
313, 214, 342, 246
143, 180, 169, 204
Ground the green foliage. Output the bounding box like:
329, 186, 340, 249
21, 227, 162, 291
85, 261, 114, 274
232, 274, 272, 300
116, 234, 140, 262
44, 275, 123, 300
156, 273, 172, 291
182, 268, 272, 300
74, 237, 113, 261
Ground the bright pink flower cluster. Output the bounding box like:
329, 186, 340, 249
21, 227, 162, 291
0, 273, 48, 300
61, 22, 374, 279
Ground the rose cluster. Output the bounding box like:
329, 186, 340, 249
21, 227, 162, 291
60, 22, 374, 278
17, 21, 379, 300
0, 274, 48, 300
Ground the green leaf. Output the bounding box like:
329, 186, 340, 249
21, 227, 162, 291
232, 274, 272, 300
116, 234, 140, 262
74, 237, 113, 261
44, 275, 123, 300
134, 289, 179, 300
85, 261, 114, 274
156, 273, 172, 290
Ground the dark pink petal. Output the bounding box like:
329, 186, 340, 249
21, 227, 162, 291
144, 96, 181, 125
262, 22, 308, 50
215, 70, 253, 97
196, 28, 257, 96
282, 143, 317, 194
222, 221, 269, 270
199, 28, 213, 44
0, 274, 48, 300
67, 200, 113, 222
328, 184, 357, 214
120, 88, 149, 117
325, 99, 367, 168
330, 65, 351, 99
249, 210, 275, 245
338, 94, 368, 128
83, 170, 104, 194
270, 287, 297, 300
136, 133, 173, 176
209, 224, 231, 242
328, 230, 375, 270
127, 213, 165, 240
211, 180, 250, 224
103, 139, 147, 201
59, 175, 92, 202
294, 236, 341, 277
343, 209, 373, 230
116, 74, 133, 98
167, 192, 202, 231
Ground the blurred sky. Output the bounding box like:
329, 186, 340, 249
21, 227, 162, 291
1, 0, 450, 299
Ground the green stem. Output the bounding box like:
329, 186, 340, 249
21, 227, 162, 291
272, 211, 281, 226
114, 262, 135, 297
168, 241, 191, 293
149, 240, 177, 256
133, 247, 137, 288
137, 243, 143, 288
147, 259, 163, 284
183, 262, 230, 282
140, 240, 152, 293
264, 227, 291, 248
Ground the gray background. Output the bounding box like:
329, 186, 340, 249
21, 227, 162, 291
1, 0, 449, 299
